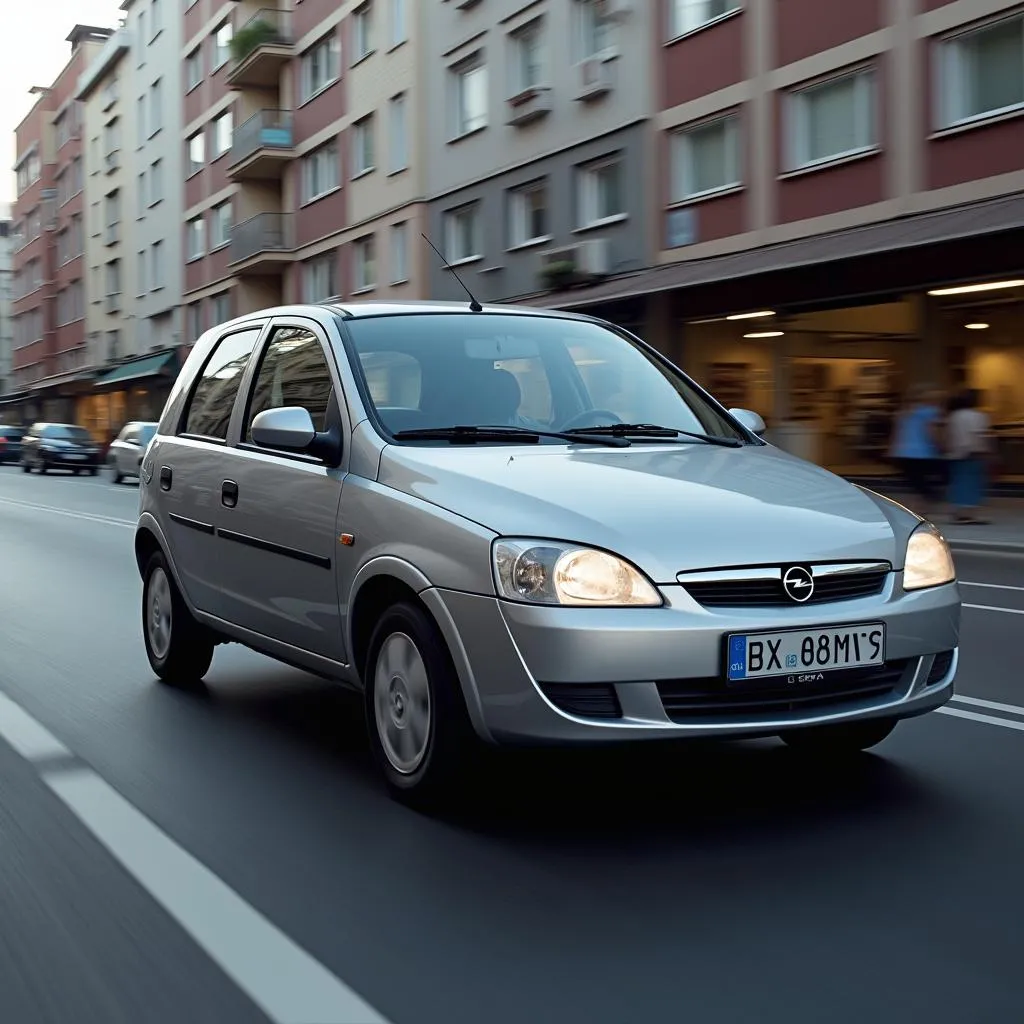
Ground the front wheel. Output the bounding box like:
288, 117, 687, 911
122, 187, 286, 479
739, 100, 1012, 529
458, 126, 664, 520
142, 550, 214, 686
364, 601, 476, 808
780, 716, 897, 754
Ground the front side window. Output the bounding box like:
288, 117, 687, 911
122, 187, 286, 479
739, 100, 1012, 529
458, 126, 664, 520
789, 70, 875, 169
444, 204, 480, 262
182, 327, 261, 440
668, 0, 739, 40
940, 15, 1024, 127
577, 157, 624, 226
246, 326, 334, 439
343, 313, 748, 443
671, 114, 741, 201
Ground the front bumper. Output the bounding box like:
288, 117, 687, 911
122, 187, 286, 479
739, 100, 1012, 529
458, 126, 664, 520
40, 450, 101, 468
429, 578, 960, 745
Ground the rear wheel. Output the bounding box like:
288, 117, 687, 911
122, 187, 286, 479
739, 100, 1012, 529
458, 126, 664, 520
364, 601, 477, 808
780, 717, 897, 754
21, 459, 29, 473
142, 550, 214, 686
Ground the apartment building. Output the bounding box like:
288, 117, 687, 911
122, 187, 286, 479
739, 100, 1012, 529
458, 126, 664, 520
536, 0, 1024, 482
6, 27, 112, 421
423, 0, 652, 308
0, 218, 12, 399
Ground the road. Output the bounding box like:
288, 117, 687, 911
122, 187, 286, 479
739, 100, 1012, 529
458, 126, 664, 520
1, 465, 1023, 1024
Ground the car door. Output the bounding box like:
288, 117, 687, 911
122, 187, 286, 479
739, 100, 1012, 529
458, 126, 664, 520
157, 324, 265, 615
213, 318, 348, 665
114, 424, 137, 475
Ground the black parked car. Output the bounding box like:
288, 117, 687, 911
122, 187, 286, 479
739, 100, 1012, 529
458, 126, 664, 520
20, 423, 102, 475
0, 425, 24, 464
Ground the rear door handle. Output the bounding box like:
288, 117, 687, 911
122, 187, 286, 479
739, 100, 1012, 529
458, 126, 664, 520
159, 466, 172, 491
221, 479, 239, 508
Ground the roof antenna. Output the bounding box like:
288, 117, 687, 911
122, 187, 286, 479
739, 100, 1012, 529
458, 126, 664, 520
421, 232, 483, 312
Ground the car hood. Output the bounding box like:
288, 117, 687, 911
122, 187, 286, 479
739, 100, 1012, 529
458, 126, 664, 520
376, 442, 919, 582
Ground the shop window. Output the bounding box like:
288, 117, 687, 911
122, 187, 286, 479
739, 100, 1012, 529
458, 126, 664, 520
788, 69, 876, 169
671, 114, 741, 201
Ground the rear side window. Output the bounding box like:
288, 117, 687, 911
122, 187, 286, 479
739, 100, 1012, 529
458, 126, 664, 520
182, 328, 262, 440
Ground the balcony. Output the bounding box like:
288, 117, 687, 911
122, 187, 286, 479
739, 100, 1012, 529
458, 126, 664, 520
226, 10, 293, 89
228, 110, 294, 180
229, 213, 293, 273
506, 87, 553, 127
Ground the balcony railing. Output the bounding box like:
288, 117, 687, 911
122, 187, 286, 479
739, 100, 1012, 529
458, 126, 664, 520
229, 9, 291, 63
230, 212, 293, 265
230, 109, 294, 167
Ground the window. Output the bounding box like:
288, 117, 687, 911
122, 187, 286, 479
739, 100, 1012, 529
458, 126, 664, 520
577, 157, 624, 226
211, 201, 232, 248
246, 327, 334, 440
105, 259, 121, 298
509, 182, 547, 247
138, 250, 147, 294
150, 78, 163, 135
212, 292, 231, 325
16, 153, 40, 195
354, 235, 376, 291
150, 159, 163, 204
668, 0, 739, 39
187, 302, 203, 341
138, 171, 147, 217
137, 9, 146, 63
789, 70, 875, 169
390, 0, 406, 47
390, 222, 408, 283
187, 48, 202, 90
151, 241, 164, 287
107, 330, 121, 362
104, 118, 121, 156
511, 20, 544, 93
105, 190, 122, 235
454, 59, 487, 135
388, 93, 407, 172
187, 131, 205, 174
939, 15, 1024, 128
182, 328, 261, 440
302, 252, 336, 301
72, 157, 83, 196
70, 214, 83, 258
187, 216, 205, 260
302, 140, 340, 201
138, 95, 146, 144
444, 203, 480, 262
352, 116, 375, 176
301, 32, 341, 101
671, 114, 741, 200
353, 2, 373, 60
151, 0, 161, 37
213, 109, 233, 158
576, 0, 614, 60
214, 21, 233, 68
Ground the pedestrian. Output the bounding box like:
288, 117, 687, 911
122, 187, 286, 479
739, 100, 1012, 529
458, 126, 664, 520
947, 387, 992, 525
889, 384, 945, 518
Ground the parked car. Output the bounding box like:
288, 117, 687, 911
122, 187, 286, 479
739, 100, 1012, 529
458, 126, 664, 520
106, 421, 158, 483
0, 425, 24, 464
21, 423, 103, 475
135, 301, 961, 806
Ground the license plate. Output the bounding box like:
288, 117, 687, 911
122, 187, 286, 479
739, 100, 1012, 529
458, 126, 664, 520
727, 623, 885, 682
67, 453, 86, 460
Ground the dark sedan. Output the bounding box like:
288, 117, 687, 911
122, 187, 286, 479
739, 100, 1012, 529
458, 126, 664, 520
20, 423, 103, 475
0, 425, 24, 464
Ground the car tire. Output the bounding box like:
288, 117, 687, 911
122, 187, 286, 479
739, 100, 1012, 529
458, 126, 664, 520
780, 716, 897, 754
88, 467, 98, 476
111, 463, 123, 484
142, 550, 215, 687
364, 601, 477, 808
37, 462, 46, 474
21, 460, 29, 473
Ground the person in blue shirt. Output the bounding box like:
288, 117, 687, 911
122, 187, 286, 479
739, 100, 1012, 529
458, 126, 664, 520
889, 384, 945, 517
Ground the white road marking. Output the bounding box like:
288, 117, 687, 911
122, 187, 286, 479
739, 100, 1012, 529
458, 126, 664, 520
950, 694, 1024, 718
963, 603, 1024, 616
961, 581, 1024, 593
0, 495, 134, 528
938, 706, 1024, 733
0, 692, 388, 1024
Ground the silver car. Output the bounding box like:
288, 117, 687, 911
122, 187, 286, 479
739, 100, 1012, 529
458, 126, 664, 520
136, 301, 960, 805
107, 421, 158, 484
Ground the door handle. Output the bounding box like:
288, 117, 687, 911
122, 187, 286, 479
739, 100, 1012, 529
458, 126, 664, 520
159, 466, 172, 491
221, 479, 239, 508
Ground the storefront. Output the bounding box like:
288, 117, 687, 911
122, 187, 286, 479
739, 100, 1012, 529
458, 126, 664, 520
88, 349, 179, 442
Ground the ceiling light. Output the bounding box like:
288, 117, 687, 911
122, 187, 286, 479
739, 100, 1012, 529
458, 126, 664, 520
928, 280, 1024, 296
744, 331, 784, 338
727, 310, 776, 321
965, 322, 989, 330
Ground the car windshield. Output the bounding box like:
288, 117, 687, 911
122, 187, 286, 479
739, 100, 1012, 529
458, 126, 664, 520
44, 425, 92, 442
343, 313, 748, 443
0, 426, 21, 438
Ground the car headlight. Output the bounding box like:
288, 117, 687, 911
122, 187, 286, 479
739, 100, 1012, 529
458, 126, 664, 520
492, 539, 662, 607
903, 524, 956, 591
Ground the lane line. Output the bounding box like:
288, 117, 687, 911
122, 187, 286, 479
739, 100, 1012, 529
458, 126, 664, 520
938, 706, 1024, 734
0, 495, 134, 528
950, 694, 1024, 718
961, 581, 1024, 593
0, 693, 388, 1024
963, 603, 1024, 616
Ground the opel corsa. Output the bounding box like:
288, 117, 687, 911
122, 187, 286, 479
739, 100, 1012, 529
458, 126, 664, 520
136, 301, 961, 805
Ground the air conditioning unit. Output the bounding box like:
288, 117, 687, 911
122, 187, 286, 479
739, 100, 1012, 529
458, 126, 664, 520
539, 239, 611, 280
575, 57, 614, 101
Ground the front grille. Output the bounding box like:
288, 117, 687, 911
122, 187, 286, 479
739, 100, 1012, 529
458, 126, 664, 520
684, 568, 889, 608
657, 659, 912, 723
539, 682, 622, 719
926, 650, 954, 684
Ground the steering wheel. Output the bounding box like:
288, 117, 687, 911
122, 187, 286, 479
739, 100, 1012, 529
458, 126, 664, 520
558, 409, 623, 432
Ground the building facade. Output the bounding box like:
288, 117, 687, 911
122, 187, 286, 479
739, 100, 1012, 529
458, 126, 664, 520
423, 0, 653, 306
0, 217, 12, 398
535, 0, 1024, 481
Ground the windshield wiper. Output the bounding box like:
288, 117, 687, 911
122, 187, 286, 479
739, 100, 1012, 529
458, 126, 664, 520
391, 425, 630, 448
563, 423, 743, 448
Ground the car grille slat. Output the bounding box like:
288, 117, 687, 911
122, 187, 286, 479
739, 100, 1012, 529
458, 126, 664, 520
684, 567, 889, 608
539, 683, 622, 720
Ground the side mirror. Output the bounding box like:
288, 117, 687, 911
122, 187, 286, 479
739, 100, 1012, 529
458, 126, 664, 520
729, 408, 767, 436
251, 406, 317, 452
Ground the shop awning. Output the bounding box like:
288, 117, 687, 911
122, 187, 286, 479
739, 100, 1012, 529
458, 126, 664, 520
28, 369, 98, 393
94, 350, 177, 388
530, 191, 1024, 311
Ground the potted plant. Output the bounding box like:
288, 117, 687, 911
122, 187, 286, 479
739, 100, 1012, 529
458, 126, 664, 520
541, 260, 577, 290
230, 18, 278, 63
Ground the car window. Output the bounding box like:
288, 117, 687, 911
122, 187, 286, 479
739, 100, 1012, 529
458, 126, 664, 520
44, 425, 93, 442
182, 328, 262, 440
342, 313, 746, 441
138, 424, 157, 445
0, 427, 21, 438
245, 326, 334, 441
123, 426, 139, 444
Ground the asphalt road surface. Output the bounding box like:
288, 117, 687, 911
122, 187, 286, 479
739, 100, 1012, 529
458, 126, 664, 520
1, 464, 1023, 1024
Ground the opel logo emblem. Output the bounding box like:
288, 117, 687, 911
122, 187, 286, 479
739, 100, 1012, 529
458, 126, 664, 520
782, 566, 814, 603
